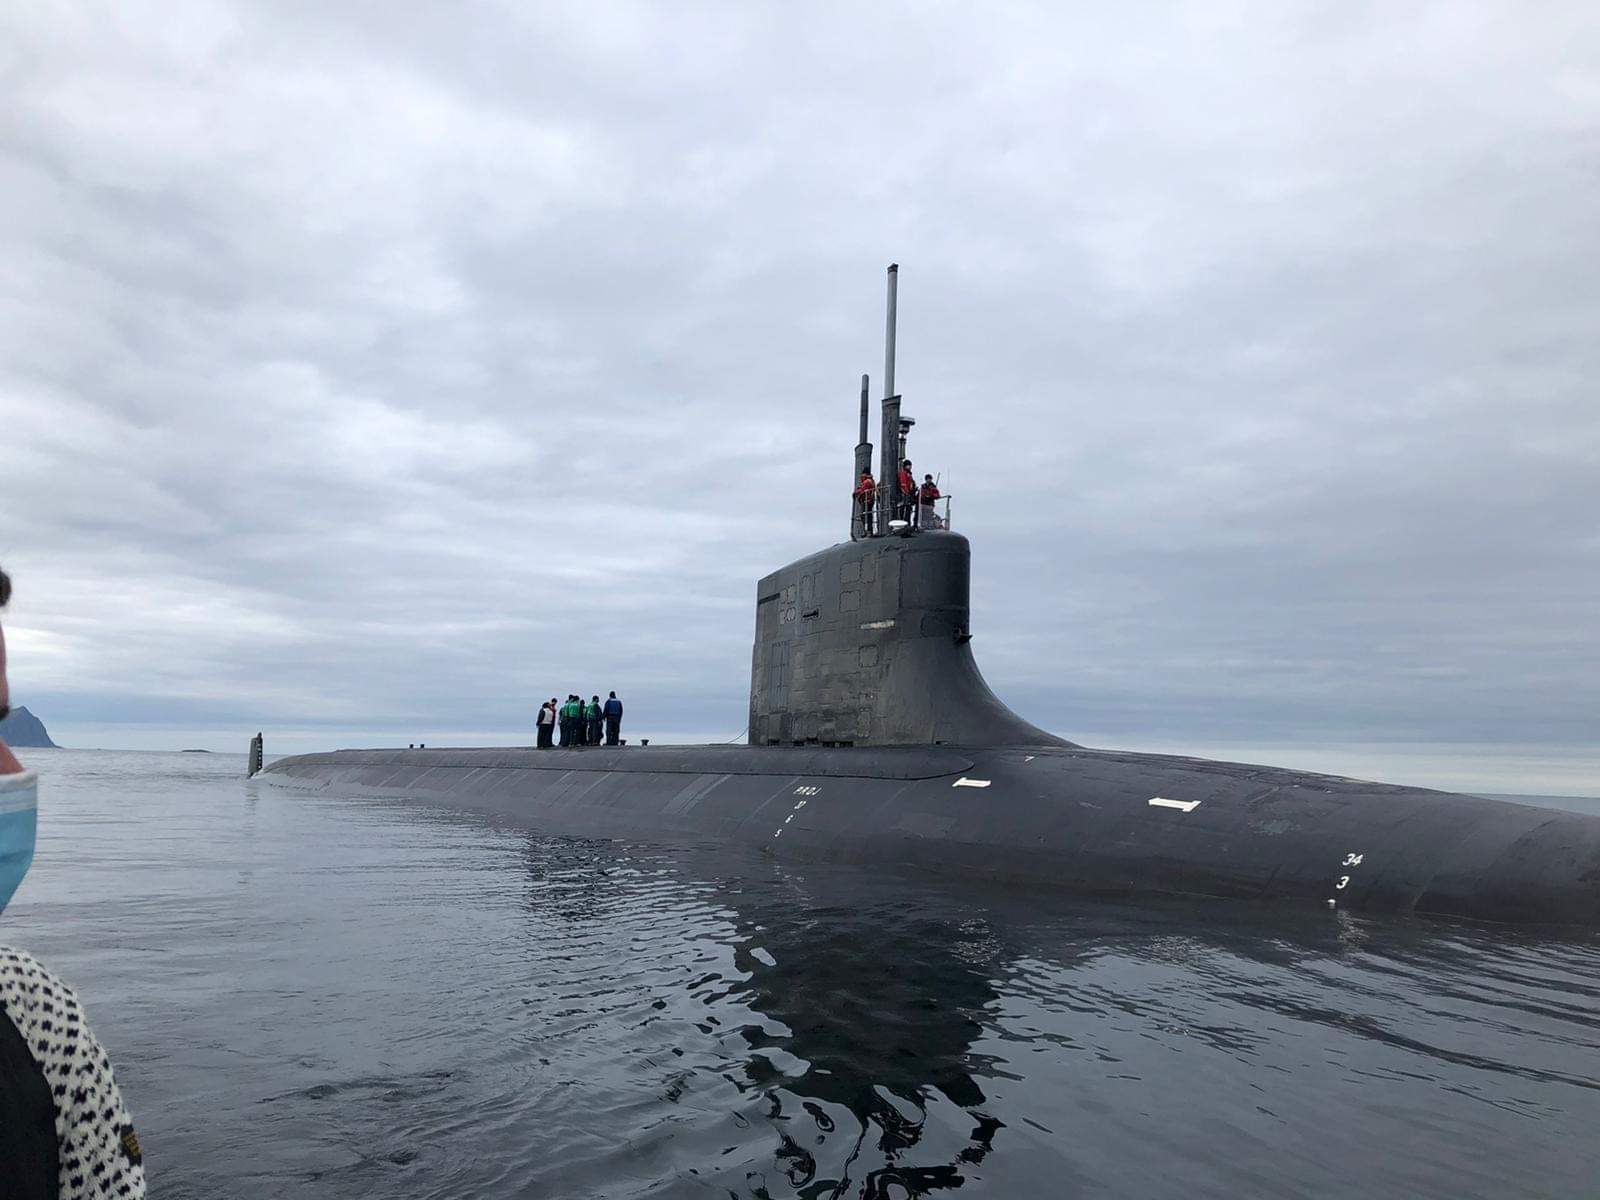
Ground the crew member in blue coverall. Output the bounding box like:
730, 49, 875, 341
603, 692, 624, 746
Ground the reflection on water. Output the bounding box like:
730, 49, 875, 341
6, 749, 1600, 1199
719, 888, 1005, 1197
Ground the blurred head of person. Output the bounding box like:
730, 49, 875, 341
0, 565, 37, 913
0, 566, 10, 722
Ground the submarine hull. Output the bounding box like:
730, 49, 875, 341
260, 478, 1600, 926
260, 743, 1600, 926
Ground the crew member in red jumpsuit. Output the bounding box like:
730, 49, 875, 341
918, 474, 942, 529
853, 471, 877, 536
897, 460, 917, 525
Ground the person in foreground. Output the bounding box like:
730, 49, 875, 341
0, 566, 146, 1198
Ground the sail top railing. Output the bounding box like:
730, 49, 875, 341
851, 487, 952, 539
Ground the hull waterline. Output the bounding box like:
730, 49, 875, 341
260, 743, 1600, 926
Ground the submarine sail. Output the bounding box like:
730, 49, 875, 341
749, 531, 1067, 749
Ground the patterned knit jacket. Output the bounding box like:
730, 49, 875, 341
0, 946, 146, 1198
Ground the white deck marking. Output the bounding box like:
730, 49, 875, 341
774, 793, 813, 839
952, 777, 992, 789
1148, 796, 1201, 813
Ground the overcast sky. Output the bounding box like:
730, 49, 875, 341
2, 2, 1596, 791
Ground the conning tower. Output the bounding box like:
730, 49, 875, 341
749, 266, 1071, 749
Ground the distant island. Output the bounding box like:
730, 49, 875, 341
0, 706, 57, 749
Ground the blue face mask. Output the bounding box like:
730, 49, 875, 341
0, 771, 38, 915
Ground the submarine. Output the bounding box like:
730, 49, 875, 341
262, 267, 1600, 927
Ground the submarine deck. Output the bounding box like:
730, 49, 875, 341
259, 743, 1600, 925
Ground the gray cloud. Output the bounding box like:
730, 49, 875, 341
1, 2, 1597, 789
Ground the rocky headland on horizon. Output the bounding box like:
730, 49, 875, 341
0, 706, 57, 749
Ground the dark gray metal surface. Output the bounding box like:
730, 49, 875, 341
879, 394, 901, 534
261, 741, 1600, 924
278, 744, 976, 780
748, 531, 1068, 748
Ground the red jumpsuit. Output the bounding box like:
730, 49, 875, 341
854, 476, 877, 534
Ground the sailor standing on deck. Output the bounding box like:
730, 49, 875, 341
536, 699, 555, 748
853, 471, 876, 536
603, 691, 624, 745
918, 474, 942, 530
587, 696, 603, 747
557, 696, 572, 746
897, 459, 916, 526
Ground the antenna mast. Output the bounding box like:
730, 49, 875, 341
852, 373, 872, 538
879, 264, 901, 534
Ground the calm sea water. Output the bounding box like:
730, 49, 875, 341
4, 748, 1599, 1198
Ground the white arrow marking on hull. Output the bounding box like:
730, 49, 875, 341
952, 777, 992, 789
1148, 796, 1201, 813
